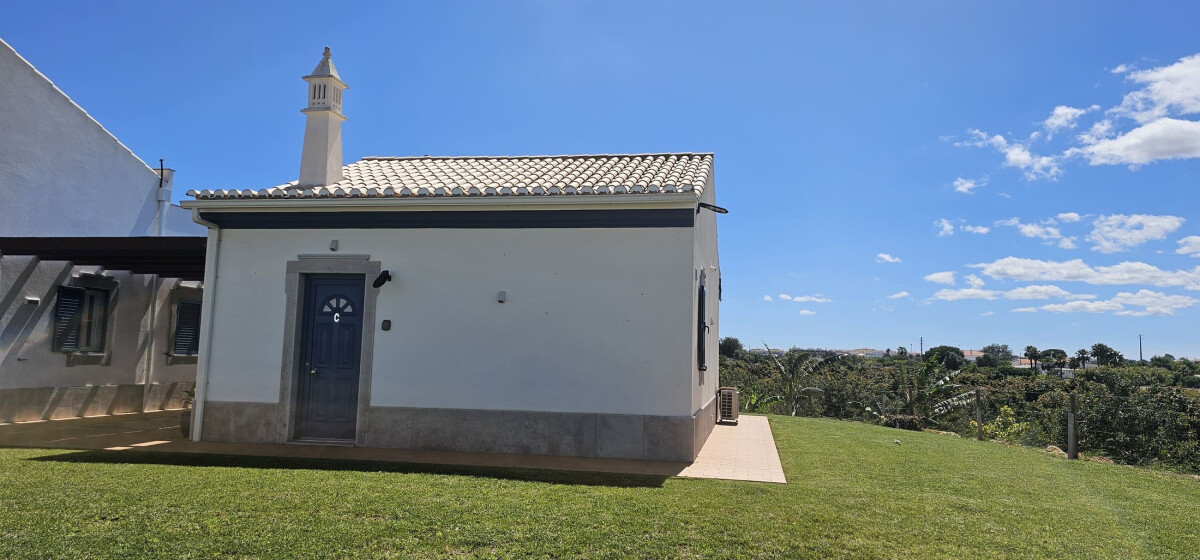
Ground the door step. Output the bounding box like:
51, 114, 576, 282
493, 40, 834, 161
289, 438, 355, 447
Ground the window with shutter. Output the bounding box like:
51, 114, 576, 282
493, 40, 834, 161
698, 276, 708, 372
53, 286, 85, 352
171, 298, 203, 356
53, 285, 109, 353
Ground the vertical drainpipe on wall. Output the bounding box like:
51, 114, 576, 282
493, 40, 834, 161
143, 163, 173, 412
190, 210, 220, 441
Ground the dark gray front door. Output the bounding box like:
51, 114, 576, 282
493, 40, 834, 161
295, 275, 364, 440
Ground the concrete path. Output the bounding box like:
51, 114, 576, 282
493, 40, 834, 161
0, 411, 786, 484
677, 415, 787, 483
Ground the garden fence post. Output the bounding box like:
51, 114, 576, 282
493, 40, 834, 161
1067, 391, 1078, 460
976, 388, 984, 441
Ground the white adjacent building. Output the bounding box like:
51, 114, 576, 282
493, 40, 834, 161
182, 49, 722, 462
0, 38, 204, 422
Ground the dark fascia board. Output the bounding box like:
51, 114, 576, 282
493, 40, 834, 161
0, 237, 207, 281
197, 208, 695, 229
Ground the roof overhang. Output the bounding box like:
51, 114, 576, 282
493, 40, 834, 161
0, 237, 207, 281
180, 193, 698, 211
183, 195, 700, 230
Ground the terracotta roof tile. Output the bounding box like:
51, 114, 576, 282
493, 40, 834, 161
189, 153, 712, 200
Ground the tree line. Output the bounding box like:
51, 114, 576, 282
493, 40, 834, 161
718, 337, 1200, 474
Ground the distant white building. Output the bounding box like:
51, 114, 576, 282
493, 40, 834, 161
181, 49, 721, 462
0, 38, 204, 422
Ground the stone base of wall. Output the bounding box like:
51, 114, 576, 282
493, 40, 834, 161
363, 403, 717, 463
0, 382, 189, 423
197, 400, 719, 463
200, 401, 286, 443
693, 395, 717, 458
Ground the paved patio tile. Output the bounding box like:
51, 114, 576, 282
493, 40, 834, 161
0, 411, 786, 484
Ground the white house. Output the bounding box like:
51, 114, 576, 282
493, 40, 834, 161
182, 49, 721, 462
0, 38, 205, 422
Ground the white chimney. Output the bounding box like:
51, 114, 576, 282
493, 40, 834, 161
299, 47, 348, 187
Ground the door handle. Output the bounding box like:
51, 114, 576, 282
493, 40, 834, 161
310, 368, 319, 376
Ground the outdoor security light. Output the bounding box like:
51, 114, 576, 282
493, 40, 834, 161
696, 202, 728, 214
372, 270, 392, 288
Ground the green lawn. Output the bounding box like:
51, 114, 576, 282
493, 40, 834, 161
1, 416, 1198, 559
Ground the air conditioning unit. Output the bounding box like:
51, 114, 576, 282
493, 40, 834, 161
718, 387, 739, 425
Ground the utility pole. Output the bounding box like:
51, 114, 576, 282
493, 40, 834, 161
975, 388, 984, 441
1067, 391, 1078, 460
919, 336, 924, 356
1139, 334, 1144, 363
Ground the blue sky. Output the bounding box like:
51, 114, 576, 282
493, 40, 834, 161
4, 1, 1200, 357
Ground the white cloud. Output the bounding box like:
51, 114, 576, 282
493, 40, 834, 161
997, 192, 1012, 199
1037, 290, 1197, 316
995, 217, 1077, 249
1114, 54, 1200, 123
778, 294, 792, 301
924, 271, 956, 285
930, 284, 1092, 302
971, 256, 1200, 290
798, 309, 817, 316
935, 218, 955, 237
762, 295, 773, 302
876, 253, 901, 263
886, 291, 911, 299
1003, 285, 1094, 300
953, 177, 983, 194
1077, 120, 1113, 145
1011, 307, 1039, 313
957, 129, 1062, 180
965, 274, 986, 289
1043, 105, 1098, 135
961, 225, 990, 234
1057, 212, 1082, 223
1087, 214, 1185, 253
1002, 143, 1062, 180
1071, 118, 1200, 166
791, 295, 832, 303
1041, 300, 1124, 314
1110, 289, 1198, 316
930, 288, 997, 301
957, 53, 1200, 178
980, 311, 994, 317
1178, 236, 1200, 257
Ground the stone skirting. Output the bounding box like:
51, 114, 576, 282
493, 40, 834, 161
363, 404, 717, 463
0, 382, 189, 423
200, 400, 286, 443
198, 400, 718, 463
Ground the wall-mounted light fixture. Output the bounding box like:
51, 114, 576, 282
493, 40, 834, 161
372, 270, 392, 288
497, 290, 506, 303
329, 239, 339, 251
696, 202, 728, 214
24, 297, 40, 305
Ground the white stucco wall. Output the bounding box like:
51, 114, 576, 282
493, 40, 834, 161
691, 179, 721, 415
0, 256, 198, 389
0, 39, 202, 237
202, 226, 697, 417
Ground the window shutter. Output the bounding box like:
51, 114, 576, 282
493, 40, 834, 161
172, 299, 203, 356
53, 286, 85, 352
697, 281, 708, 371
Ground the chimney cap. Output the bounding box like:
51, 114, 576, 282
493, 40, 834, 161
305, 46, 343, 83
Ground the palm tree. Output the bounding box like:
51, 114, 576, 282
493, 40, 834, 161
763, 344, 821, 416
1024, 345, 1040, 370
1075, 348, 1089, 369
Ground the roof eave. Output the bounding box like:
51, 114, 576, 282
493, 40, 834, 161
180, 192, 700, 211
